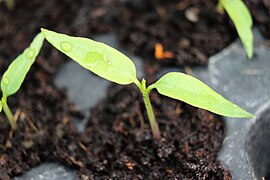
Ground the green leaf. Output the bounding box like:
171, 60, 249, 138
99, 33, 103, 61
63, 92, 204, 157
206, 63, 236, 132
151, 72, 254, 118
1, 32, 45, 98
221, 0, 253, 59
41, 28, 137, 85
5, 0, 15, 10
0, 101, 2, 112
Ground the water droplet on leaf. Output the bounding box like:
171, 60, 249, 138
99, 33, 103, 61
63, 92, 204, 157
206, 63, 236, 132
25, 48, 35, 59
85, 52, 111, 70
60, 42, 72, 52
103, 56, 111, 64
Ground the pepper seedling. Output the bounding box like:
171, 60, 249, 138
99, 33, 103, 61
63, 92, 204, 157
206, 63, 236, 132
0, 33, 45, 130
217, 0, 253, 59
41, 28, 254, 140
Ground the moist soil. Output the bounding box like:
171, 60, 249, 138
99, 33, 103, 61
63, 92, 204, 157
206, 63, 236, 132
112, 0, 270, 73
56, 84, 231, 179
1, 0, 269, 179
0, 59, 83, 178
112, 0, 237, 68
0, 0, 111, 178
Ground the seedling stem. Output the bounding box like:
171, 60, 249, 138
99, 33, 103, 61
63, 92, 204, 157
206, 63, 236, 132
0, 33, 44, 130
1, 97, 17, 130
137, 79, 160, 140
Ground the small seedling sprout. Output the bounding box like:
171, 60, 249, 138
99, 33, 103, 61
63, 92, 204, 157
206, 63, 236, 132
217, 0, 253, 59
0, 0, 15, 10
41, 28, 255, 140
0, 33, 45, 130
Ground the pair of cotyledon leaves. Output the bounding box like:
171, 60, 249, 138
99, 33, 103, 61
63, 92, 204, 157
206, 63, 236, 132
0, 28, 254, 118
220, 0, 253, 59
41, 28, 254, 118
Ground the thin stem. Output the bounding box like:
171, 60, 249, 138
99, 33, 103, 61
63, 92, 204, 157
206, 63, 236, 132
216, 0, 224, 14
140, 79, 161, 140
2, 97, 17, 130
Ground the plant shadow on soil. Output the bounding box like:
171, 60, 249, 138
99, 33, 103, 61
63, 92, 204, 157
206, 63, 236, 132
0, 0, 270, 179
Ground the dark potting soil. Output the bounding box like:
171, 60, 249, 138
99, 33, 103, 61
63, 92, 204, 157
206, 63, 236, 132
0, 0, 111, 178
0, 0, 249, 179
0, 59, 83, 178
111, 0, 237, 68
0, 0, 112, 61
244, 0, 270, 39
56, 84, 231, 179
111, 0, 270, 71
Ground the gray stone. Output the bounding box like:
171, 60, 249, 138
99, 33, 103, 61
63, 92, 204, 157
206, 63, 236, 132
192, 29, 270, 180
13, 163, 76, 180
246, 101, 270, 179
158, 29, 270, 179
54, 60, 109, 132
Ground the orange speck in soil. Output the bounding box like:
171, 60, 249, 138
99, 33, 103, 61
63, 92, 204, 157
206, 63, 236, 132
155, 43, 174, 60
125, 161, 136, 170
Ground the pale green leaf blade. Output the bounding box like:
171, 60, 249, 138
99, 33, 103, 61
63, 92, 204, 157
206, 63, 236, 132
0, 101, 2, 112
1, 32, 45, 97
151, 72, 254, 118
5, 0, 15, 10
222, 0, 253, 58
41, 28, 137, 85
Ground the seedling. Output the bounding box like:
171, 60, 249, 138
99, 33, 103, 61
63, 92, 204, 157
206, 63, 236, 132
0, 33, 44, 130
217, 0, 253, 59
0, 0, 15, 10
41, 28, 254, 140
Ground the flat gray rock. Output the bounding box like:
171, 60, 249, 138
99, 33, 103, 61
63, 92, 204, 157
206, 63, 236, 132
13, 163, 76, 180
159, 29, 270, 180
192, 29, 270, 180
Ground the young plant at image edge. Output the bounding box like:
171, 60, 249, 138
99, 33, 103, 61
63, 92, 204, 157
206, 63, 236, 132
41, 28, 254, 140
217, 0, 253, 59
0, 0, 15, 10
0, 33, 45, 130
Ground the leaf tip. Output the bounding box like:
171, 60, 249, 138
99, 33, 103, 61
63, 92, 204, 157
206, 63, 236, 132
247, 112, 256, 118
40, 28, 49, 37
247, 49, 253, 60
244, 113, 256, 119
235, 109, 255, 119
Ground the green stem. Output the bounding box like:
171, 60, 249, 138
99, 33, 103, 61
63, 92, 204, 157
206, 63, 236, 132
2, 97, 17, 130
139, 79, 161, 140
216, 0, 224, 13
